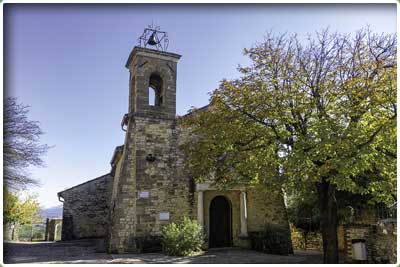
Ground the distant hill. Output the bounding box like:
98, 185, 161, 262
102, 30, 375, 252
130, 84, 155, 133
42, 205, 63, 219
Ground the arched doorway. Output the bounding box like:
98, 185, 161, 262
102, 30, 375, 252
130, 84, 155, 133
209, 195, 232, 247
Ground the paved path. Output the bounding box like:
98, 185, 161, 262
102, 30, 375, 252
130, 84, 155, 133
3, 239, 323, 264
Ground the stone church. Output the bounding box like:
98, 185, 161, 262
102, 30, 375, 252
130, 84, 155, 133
58, 33, 291, 253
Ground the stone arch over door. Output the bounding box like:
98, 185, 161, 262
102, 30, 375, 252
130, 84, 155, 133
209, 195, 232, 248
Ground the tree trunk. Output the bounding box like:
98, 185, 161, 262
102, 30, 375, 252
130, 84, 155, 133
303, 232, 307, 250
11, 223, 15, 241
317, 179, 339, 263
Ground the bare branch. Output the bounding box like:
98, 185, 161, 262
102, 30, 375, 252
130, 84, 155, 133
3, 97, 50, 190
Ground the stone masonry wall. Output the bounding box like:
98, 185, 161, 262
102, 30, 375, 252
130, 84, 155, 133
247, 185, 291, 233
246, 184, 293, 253
45, 218, 63, 241
368, 220, 397, 263
342, 221, 397, 264
343, 224, 371, 262
134, 116, 193, 237
59, 174, 113, 240
107, 117, 138, 252
290, 225, 322, 251
108, 116, 194, 253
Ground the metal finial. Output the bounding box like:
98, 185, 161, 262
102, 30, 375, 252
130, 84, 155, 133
137, 24, 169, 52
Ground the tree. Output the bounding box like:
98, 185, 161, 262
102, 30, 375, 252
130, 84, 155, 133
4, 188, 19, 225
182, 29, 396, 263
4, 97, 50, 190
4, 189, 42, 225
4, 189, 42, 240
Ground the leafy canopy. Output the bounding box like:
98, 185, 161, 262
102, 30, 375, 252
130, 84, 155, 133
182, 29, 396, 205
4, 189, 43, 225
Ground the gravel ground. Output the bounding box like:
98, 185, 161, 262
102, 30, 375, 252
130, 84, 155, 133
3, 239, 323, 264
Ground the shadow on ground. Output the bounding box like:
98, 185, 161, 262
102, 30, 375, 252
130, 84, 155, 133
3, 239, 323, 264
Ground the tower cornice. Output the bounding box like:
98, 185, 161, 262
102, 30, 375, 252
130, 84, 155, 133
125, 46, 182, 69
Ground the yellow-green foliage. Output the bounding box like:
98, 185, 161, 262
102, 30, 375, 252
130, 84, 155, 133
181, 28, 396, 205
4, 189, 42, 225
161, 217, 204, 256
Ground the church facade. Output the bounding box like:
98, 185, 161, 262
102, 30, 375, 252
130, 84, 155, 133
58, 46, 292, 253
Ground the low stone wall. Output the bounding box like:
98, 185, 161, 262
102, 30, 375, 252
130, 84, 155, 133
3, 223, 19, 241
58, 174, 113, 240
343, 224, 371, 262
368, 220, 397, 263
45, 218, 63, 241
342, 220, 397, 263
290, 226, 322, 251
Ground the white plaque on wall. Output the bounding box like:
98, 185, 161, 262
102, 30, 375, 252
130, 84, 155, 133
159, 212, 170, 220
139, 191, 149, 199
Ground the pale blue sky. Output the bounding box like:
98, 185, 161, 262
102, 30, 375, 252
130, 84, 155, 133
4, 4, 396, 208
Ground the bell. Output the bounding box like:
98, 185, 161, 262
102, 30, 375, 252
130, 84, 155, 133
147, 31, 159, 46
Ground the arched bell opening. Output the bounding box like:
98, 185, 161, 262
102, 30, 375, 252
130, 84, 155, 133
148, 73, 163, 106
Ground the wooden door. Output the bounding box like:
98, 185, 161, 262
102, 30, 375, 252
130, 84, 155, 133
209, 196, 232, 247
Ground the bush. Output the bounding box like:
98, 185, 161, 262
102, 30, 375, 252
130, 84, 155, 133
161, 217, 204, 256
249, 225, 293, 255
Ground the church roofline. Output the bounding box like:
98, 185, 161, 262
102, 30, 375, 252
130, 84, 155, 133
57, 173, 111, 197
125, 46, 182, 69
180, 104, 210, 118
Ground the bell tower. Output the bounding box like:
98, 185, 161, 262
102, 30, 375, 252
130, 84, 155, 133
107, 27, 188, 253
126, 46, 181, 120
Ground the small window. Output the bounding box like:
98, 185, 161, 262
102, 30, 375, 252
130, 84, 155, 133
148, 73, 163, 106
